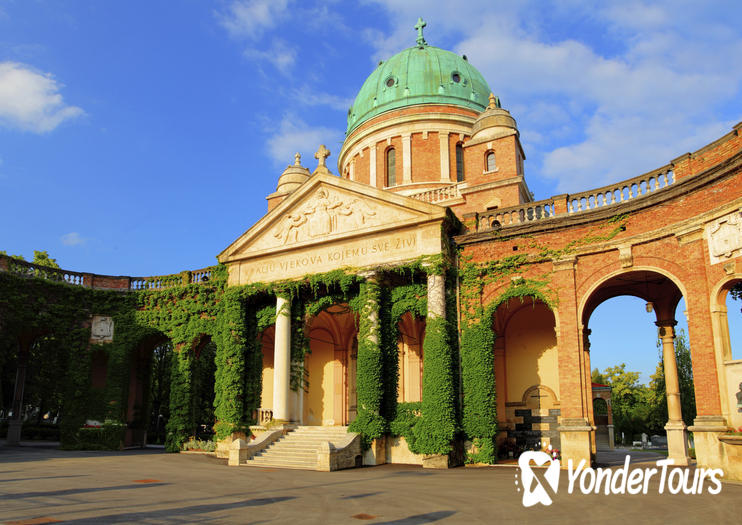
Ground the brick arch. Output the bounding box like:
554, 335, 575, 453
708, 273, 742, 423
578, 265, 689, 328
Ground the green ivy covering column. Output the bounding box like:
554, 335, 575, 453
413, 272, 456, 455
165, 343, 195, 452
349, 275, 386, 447
213, 289, 248, 441
460, 322, 496, 463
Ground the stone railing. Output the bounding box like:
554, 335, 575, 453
474, 165, 676, 232
566, 166, 674, 214
409, 183, 462, 204
476, 198, 556, 230
0, 254, 218, 292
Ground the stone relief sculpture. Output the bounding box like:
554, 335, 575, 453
708, 211, 742, 259
736, 381, 742, 411
272, 188, 379, 245
90, 315, 114, 342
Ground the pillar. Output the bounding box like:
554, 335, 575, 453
657, 320, 691, 466
581, 327, 597, 454
6, 340, 30, 445
273, 295, 292, 422
369, 144, 377, 187
402, 133, 412, 184
439, 132, 450, 182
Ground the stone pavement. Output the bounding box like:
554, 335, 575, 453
0, 443, 740, 524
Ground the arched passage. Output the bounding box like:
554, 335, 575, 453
303, 304, 357, 426
580, 269, 692, 465
492, 297, 559, 455
710, 277, 742, 430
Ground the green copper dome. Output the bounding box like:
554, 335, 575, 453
346, 26, 492, 134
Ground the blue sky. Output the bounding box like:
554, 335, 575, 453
1, 1, 741, 382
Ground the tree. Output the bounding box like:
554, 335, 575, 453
31, 251, 60, 269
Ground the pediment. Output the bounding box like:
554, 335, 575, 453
219, 173, 447, 263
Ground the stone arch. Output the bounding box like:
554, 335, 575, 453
397, 312, 425, 403
303, 304, 358, 426
491, 295, 560, 451
709, 274, 742, 428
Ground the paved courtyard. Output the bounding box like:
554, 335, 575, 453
1, 443, 740, 524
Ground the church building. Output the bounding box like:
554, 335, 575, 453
2, 20, 742, 480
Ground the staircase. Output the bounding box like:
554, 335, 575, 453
244, 426, 351, 470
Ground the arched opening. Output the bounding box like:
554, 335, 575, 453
397, 313, 425, 403
303, 304, 358, 426
455, 143, 464, 182
582, 269, 694, 466
386, 147, 396, 187
711, 278, 742, 430
492, 297, 559, 458
485, 151, 496, 172
1, 332, 66, 444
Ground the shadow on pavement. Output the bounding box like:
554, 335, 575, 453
0, 483, 169, 500
58, 496, 296, 523
374, 510, 457, 524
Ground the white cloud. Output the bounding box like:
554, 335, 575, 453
61, 232, 86, 246
243, 38, 297, 75
0, 61, 83, 133
266, 114, 344, 169
290, 86, 353, 112
217, 0, 290, 39
365, 1, 742, 193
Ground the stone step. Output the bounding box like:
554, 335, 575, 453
245, 458, 317, 468
253, 450, 317, 459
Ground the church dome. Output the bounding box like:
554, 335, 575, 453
346, 22, 492, 135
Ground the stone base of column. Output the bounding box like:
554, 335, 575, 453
558, 418, 594, 468
689, 415, 728, 470
6, 420, 22, 445
362, 436, 386, 466
665, 420, 690, 466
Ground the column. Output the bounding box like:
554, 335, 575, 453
273, 295, 292, 422
427, 273, 445, 319
582, 327, 596, 455
402, 133, 412, 184
657, 320, 691, 466
6, 340, 30, 445
369, 144, 377, 187
439, 132, 450, 182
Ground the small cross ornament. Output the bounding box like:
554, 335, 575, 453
314, 144, 330, 167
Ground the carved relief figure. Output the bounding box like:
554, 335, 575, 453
271, 188, 379, 246
304, 188, 342, 237
274, 213, 307, 245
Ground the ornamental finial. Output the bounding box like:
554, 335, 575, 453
415, 17, 427, 47
294, 152, 301, 166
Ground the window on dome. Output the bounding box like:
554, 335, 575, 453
452, 72, 461, 83
486, 151, 496, 172
385, 77, 395, 87
386, 148, 396, 187
456, 143, 464, 182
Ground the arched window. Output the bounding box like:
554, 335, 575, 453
486, 151, 496, 172
455, 143, 464, 182
386, 147, 396, 187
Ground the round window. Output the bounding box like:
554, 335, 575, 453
452, 72, 461, 83
385, 77, 395, 87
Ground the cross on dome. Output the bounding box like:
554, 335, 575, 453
415, 17, 427, 47
314, 144, 331, 167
